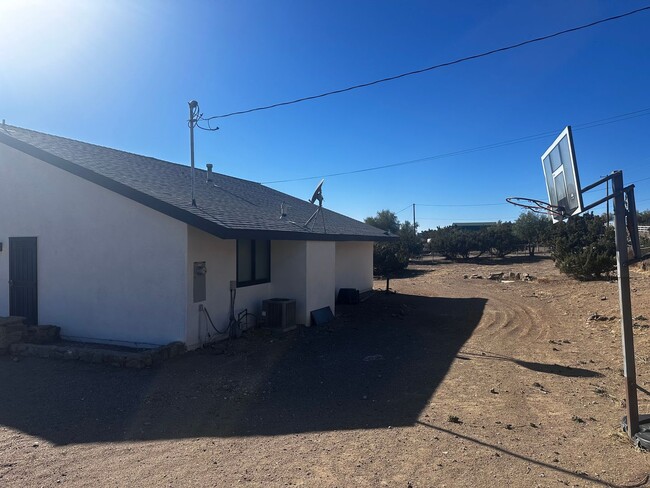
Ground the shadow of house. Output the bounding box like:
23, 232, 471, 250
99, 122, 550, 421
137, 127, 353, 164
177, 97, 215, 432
0, 294, 486, 445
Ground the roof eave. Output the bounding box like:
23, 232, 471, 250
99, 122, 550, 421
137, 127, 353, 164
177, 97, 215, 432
0, 132, 397, 243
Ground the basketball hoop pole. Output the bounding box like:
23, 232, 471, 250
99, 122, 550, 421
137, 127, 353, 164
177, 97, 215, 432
611, 170, 639, 439
533, 125, 645, 444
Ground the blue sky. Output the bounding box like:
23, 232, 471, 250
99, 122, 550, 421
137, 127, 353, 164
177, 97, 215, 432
1, 0, 649, 230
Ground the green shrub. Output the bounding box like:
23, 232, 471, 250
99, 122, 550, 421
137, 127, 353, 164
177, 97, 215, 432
485, 222, 522, 258
513, 212, 553, 256
427, 226, 483, 259
373, 242, 409, 292
549, 214, 615, 279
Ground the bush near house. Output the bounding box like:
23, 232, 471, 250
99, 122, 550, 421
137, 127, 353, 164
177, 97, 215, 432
372, 242, 409, 292
365, 210, 421, 292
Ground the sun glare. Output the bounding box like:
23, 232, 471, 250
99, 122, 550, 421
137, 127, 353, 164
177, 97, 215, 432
0, 0, 109, 76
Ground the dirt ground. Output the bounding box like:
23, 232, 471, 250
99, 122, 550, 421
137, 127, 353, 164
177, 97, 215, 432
1, 255, 650, 487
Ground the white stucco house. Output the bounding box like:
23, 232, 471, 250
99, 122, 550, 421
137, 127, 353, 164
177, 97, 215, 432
0, 125, 393, 349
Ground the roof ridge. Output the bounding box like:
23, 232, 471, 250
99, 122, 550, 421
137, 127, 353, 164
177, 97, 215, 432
0, 123, 394, 241
2, 124, 261, 185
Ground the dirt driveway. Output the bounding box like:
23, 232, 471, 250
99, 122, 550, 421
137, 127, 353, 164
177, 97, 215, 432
1, 256, 649, 487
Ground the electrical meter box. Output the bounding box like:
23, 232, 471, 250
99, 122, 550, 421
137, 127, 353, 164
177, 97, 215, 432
193, 261, 206, 303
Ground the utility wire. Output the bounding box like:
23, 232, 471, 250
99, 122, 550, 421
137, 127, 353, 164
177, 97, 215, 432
416, 202, 508, 207
261, 107, 650, 184
581, 171, 650, 195
262, 130, 559, 184
405, 172, 650, 214
203, 5, 650, 120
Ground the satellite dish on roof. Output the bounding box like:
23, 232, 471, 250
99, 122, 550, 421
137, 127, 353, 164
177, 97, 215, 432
305, 179, 326, 232
309, 179, 324, 207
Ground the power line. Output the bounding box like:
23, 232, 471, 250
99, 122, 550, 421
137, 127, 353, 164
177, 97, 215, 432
262, 131, 558, 184
631, 175, 650, 185
405, 174, 650, 217
261, 107, 650, 184
204, 5, 650, 120
582, 171, 650, 195
416, 202, 508, 207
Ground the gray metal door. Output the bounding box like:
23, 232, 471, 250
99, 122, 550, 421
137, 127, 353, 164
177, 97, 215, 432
9, 237, 38, 325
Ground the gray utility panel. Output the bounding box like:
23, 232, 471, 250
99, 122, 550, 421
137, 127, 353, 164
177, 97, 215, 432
193, 261, 207, 303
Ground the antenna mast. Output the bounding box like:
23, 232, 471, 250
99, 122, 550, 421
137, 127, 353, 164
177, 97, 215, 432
188, 100, 198, 207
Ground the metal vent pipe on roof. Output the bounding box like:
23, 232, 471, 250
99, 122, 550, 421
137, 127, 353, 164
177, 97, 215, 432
206, 163, 213, 182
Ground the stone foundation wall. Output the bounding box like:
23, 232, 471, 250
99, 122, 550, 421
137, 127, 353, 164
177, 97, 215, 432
9, 341, 186, 369
0, 317, 27, 354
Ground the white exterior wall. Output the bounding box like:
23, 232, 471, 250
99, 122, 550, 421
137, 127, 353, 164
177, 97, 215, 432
305, 241, 336, 325
335, 241, 374, 294
270, 241, 307, 325
185, 234, 345, 344
0, 143, 188, 346
187, 230, 323, 347
185, 226, 275, 348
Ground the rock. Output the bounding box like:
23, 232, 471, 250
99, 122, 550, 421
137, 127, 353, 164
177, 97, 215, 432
587, 313, 609, 322
600, 296, 607, 301
125, 358, 145, 369
488, 273, 504, 281
363, 354, 384, 362
63, 349, 79, 360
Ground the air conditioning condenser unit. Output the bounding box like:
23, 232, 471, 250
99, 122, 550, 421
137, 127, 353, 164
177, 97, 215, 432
262, 298, 297, 330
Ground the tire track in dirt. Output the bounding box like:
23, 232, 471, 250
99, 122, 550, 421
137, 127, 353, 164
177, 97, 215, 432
445, 278, 554, 347
477, 292, 549, 342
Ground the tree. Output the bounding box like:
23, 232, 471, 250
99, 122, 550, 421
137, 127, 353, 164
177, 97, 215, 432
549, 214, 615, 279
432, 227, 469, 259
366, 210, 417, 292
365, 210, 400, 234
637, 210, 650, 226
485, 222, 521, 258
372, 242, 409, 292
399, 220, 422, 258
513, 212, 552, 256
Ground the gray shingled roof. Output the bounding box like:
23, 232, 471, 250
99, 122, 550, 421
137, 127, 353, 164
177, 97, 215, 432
0, 125, 394, 241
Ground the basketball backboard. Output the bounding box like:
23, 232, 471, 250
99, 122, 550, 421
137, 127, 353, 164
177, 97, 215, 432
541, 126, 583, 223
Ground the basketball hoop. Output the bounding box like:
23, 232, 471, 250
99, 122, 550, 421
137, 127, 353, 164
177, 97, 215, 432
506, 196, 565, 218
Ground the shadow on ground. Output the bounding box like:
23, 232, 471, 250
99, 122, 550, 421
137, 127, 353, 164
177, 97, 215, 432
0, 293, 485, 445
458, 350, 604, 378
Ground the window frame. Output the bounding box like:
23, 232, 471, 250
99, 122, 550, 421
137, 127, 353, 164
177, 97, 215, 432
236, 239, 271, 287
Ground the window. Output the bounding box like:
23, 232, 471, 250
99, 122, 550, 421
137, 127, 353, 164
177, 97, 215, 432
237, 239, 270, 287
